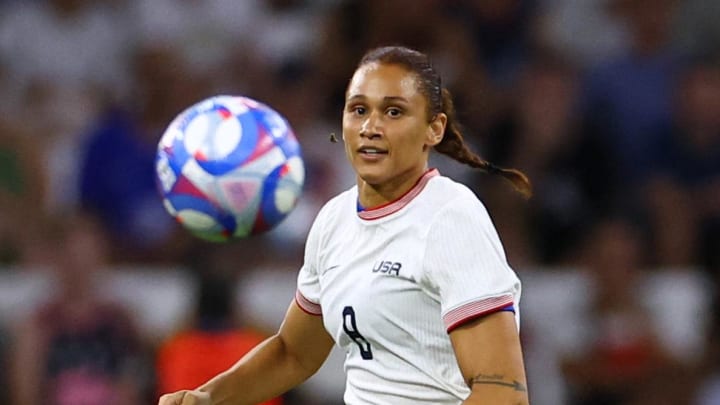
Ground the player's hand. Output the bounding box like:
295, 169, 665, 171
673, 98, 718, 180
158, 390, 211, 405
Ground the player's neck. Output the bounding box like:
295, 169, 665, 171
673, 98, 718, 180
356, 167, 430, 209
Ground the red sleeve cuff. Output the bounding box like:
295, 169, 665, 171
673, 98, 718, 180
295, 290, 322, 316
444, 295, 514, 333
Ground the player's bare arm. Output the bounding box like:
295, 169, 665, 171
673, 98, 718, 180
158, 301, 334, 405
450, 310, 529, 405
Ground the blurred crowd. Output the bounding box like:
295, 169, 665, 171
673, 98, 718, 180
0, 0, 719, 404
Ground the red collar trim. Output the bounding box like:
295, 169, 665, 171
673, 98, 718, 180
358, 169, 439, 221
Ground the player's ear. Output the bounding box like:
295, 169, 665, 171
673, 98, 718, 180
426, 113, 446, 147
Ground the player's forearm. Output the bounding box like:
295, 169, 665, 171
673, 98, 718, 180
196, 334, 315, 404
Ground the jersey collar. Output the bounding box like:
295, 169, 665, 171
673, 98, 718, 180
357, 168, 439, 220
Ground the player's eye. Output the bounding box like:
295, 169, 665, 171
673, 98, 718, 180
386, 107, 403, 117
348, 105, 366, 116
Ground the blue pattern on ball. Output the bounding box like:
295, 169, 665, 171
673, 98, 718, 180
258, 164, 286, 231
196, 107, 259, 176
166, 193, 237, 234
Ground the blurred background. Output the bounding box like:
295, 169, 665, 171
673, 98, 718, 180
0, 0, 719, 404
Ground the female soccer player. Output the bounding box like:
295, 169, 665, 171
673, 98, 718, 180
159, 45, 532, 405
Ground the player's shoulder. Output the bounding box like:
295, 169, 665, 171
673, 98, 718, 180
314, 185, 357, 223
423, 175, 493, 224
425, 174, 485, 208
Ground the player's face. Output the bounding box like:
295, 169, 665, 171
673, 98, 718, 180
342, 63, 444, 201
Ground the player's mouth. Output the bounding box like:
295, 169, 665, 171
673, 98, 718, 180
357, 146, 388, 159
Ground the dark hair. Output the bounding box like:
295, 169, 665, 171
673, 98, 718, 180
357, 46, 532, 199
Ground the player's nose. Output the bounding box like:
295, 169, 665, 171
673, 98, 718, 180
360, 113, 382, 139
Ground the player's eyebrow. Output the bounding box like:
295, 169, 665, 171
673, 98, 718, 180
383, 96, 410, 104
346, 95, 410, 104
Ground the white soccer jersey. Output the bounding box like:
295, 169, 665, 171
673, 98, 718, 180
296, 169, 521, 405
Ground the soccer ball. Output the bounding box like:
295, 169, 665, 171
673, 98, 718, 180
155, 95, 305, 242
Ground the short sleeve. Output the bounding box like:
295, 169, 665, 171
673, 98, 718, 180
423, 195, 521, 332
295, 210, 323, 316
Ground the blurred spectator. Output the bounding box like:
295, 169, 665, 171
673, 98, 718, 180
0, 0, 135, 216
478, 53, 617, 265
0, 0, 132, 103
78, 45, 203, 264
535, 0, 630, 67
578, 0, 685, 202
155, 251, 281, 404
0, 118, 47, 265
127, 0, 261, 84
246, 0, 332, 78
0, 0, 131, 135
8, 213, 149, 405
673, 0, 720, 57
451, 0, 537, 88
561, 217, 691, 405
128, 0, 330, 99
641, 57, 720, 268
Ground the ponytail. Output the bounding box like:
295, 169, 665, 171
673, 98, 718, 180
434, 88, 532, 199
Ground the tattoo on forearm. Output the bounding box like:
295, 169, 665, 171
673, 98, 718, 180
467, 373, 527, 392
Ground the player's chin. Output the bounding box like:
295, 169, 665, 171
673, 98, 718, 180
354, 166, 389, 187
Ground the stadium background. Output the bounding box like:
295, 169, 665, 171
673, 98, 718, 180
0, 0, 719, 404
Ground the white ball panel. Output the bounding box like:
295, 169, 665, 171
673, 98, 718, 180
274, 187, 298, 214
183, 115, 210, 154
205, 118, 242, 159
176, 209, 219, 230
286, 156, 305, 185
227, 146, 286, 178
